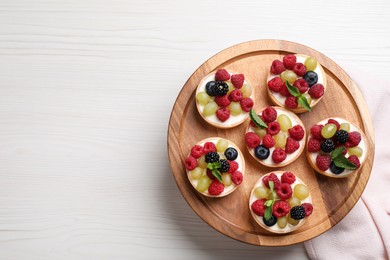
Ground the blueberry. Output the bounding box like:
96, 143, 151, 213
330, 161, 345, 175
254, 145, 270, 160
263, 214, 277, 227
224, 147, 238, 160
303, 71, 318, 87
205, 81, 217, 96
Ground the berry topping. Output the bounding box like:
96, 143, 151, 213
190, 145, 203, 158
316, 154, 331, 171
262, 107, 277, 123
208, 179, 225, 195
245, 132, 261, 148
270, 60, 286, 74
227, 160, 239, 173
215, 69, 230, 81
205, 81, 218, 96
255, 145, 270, 160
281, 171, 296, 184
283, 54, 297, 70
262, 134, 276, 149
267, 121, 281, 135
327, 119, 340, 129
214, 95, 231, 107
216, 107, 230, 122
206, 168, 216, 180
348, 155, 361, 168
293, 78, 309, 93
330, 161, 345, 175
346, 131, 362, 147
285, 137, 300, 154
262, 173, 281, 189
231, 171, 243, 185
310, 124, 324, 140
231, 74, 245, 88
185, 156, 198, 170
308, 137, 321, 153
272, 148, 287, 163
308, 83, 324, 99
205, 151, 220, 163
303, 71, 318, 87
240, 98, 254, 112
335, 130, 349, 143
302, 203, 313, 217
219, 159, 230, 173
273, 200, 291, 218
293, 62, 307, 77
321, 139, 335, 153
203, 142, 217, 154
224, 147, 238, 160
276, 183, 293, 200
268, 77, 284, 92
285, 96, 298, 109
290, 205, 305, 220
288, 125, 305, 141
229, 89, 243, 102
214, 81, 229, 96
279, 83, 291, 97
251, 199, 266, 216
263, 215, 277, 226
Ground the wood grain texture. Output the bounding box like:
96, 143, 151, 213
0, 0, 388, 259
168, 40, 374, 246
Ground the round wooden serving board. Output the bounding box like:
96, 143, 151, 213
167, 40, 375, 246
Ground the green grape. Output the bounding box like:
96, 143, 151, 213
254, 186, 270, 199
294, 184, 309, 200
254, 128, 267, 138
190, 167, 204, 179
280, 70, 297, 84
288, 214, 300, 226
277, 216, 288, 229
216, 139, 229, 153
227, 82, 235, 94
203, 101, 218, 116
321, 123, 337, 139
348, 146, 363, 158
288, 196, 301, 207
340, 122, 350, 132
241, 84, 252, 98
196, 92, 210, 106
222, 173, 232, 186
305, 57, 318, 71
277, 114, 292, 132
229, 102, 243, 116
198, 155, 207, 168
274, 132, 287, 148
197, 176, 211, 192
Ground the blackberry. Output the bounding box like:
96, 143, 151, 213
263, 214, 277, 227
335, 130, 349, 143
290, 206, 305, 220
205, 152, 220, 163
219, 159, 230, 173
224, 147, 238, 160
330, 161, 345, 174
205, 81, 218, 96
320, 139, 335, 153
254, 145, 270, 160
214, 81, 229, 96
303, 71, 318, 87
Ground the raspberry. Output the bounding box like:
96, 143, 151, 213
231, 171, 243, 185
311, 124, 324, 140
268, 77, 284, 92
216, 107, 230, 122
272, 148, 287, 163
245, 132, 261, 148
203, 142, 216, 154
288, 125, 305, 141
262, 106, 277, 123
227, 160, 239, 173
272, 200, 291, 218
208, 179, 224, 195
229, 89, 243, 102
262, 173, 281, 189
285, 137, 300, 154
316, 154, 331, 171
285, 96, 298, 109
231, 74, 245, 88
267, 121, 280, 135
290, 205, 305, 220
293, 62, 307, 77
270, 60, 286, 74
190, 145, 203, 158
348, 155, 361, 168
308, 83, 324, 99
206, 169, 216, 180
276, 183, 293, 200
308, 137, 321, 152
302, 203, 313, 217
251, 199, 266, 216
185, 156, 197, 170
262, 134, 276, 148
293, 78, 309, 93
283, 54, 297, 70
240, 98, 254, 112
346, 131, 361, 147
279, 83, 291, 97
327, 119, 340, 130
215, 69, 230, 81
214, 94, 230, 107
281, 171, 296, 184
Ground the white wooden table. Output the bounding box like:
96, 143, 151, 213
0, 1, 388, 259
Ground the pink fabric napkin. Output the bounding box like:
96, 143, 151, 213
304, 67, 390, 260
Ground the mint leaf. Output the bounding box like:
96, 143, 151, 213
211, 169, 223, 183
269, 181, 274, 192
207, 162, 221, 170
264, 206, 273, 221
249, 109, 268, 128
333, 155, 357, 170
297, 95, 312, 111
264, 181, 275, 221
264, 199, 273, 207
331, 147, 346, 160
286, 81, 300, 97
